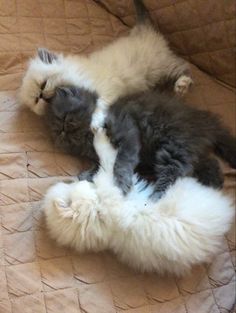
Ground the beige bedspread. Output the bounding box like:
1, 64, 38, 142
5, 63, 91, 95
0, 1, 235, 312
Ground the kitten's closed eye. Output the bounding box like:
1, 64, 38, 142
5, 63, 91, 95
35, 81, 47, 103
41, 81, 47, 91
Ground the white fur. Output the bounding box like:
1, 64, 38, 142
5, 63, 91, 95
19, 24, 192, 115
43, 128, 234, 275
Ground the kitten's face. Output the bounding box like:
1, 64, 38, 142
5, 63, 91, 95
47, 86, 98, 161
19, 48, 61, 115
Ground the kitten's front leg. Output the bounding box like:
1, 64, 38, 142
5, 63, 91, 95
106, 113, 140, 195
42, 74, 64, 99
91, 98, 108, 132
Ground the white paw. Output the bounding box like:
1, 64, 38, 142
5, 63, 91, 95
94, 127, 110, 149
94, 127, 117, 170
93, 126, 108, 149
174, 75, 193, 96
34, 98, 47, 115
42, 77, 57, 99
91, 110, 106, 134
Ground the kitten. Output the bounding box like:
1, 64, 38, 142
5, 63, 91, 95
104, 90, 236, 197
46, 86, 236, 197
19, 0, 192, 116
43, 127, 234, 275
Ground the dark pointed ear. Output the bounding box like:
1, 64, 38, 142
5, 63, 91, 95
37, 48, 58, 64
45, 87, 71, 103
56, 87, 75, 97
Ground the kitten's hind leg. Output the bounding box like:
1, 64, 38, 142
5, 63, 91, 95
193, 156, 224, 189
165, 56, 193, 96
91, 98, 108, 132
152, 143, 194, 199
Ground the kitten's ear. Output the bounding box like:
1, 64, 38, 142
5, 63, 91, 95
57, 87, 75, 97
37, 48, 58, 64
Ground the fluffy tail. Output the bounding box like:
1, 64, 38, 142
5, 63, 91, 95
214, 129, 236, 168
133, 0, 152, 25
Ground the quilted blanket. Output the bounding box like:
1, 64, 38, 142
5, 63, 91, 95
0, 1, 235, 313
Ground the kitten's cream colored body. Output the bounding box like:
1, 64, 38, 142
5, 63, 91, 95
43, 128, 234, 275
19, 25, 192, 115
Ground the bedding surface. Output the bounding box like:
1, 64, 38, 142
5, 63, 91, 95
0, 1, 235, 312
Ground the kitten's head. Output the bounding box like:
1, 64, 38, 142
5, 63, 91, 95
19, 48, 62, 115
46, 86, 98, 160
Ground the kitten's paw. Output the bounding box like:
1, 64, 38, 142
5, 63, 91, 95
114, 168, 133, 195
95, 126, 107, 139
174, 75, 193, 96
42, 77, 57, 99
91, 110, 106, 133
53, 199, 73, 218
93, 125, 108, 150
94, 127, 117, 165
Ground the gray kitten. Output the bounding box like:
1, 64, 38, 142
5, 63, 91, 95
45, 86, 236, 197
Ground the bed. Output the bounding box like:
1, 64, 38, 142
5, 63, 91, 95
0, 1, 235, 312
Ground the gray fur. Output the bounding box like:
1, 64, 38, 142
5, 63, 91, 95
193, 156, 224, 189
106, 91, 236, 196
45, 87, 236, 197
46, 86, 98, 163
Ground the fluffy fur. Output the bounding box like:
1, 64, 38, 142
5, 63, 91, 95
104, 90, 236, 196
19, 0, 192, 115
46, 86, 236, 196
43, 128, 234, 275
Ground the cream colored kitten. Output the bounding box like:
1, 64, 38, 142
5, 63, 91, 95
43, 128, 234, 275
19, 1, 192, 116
